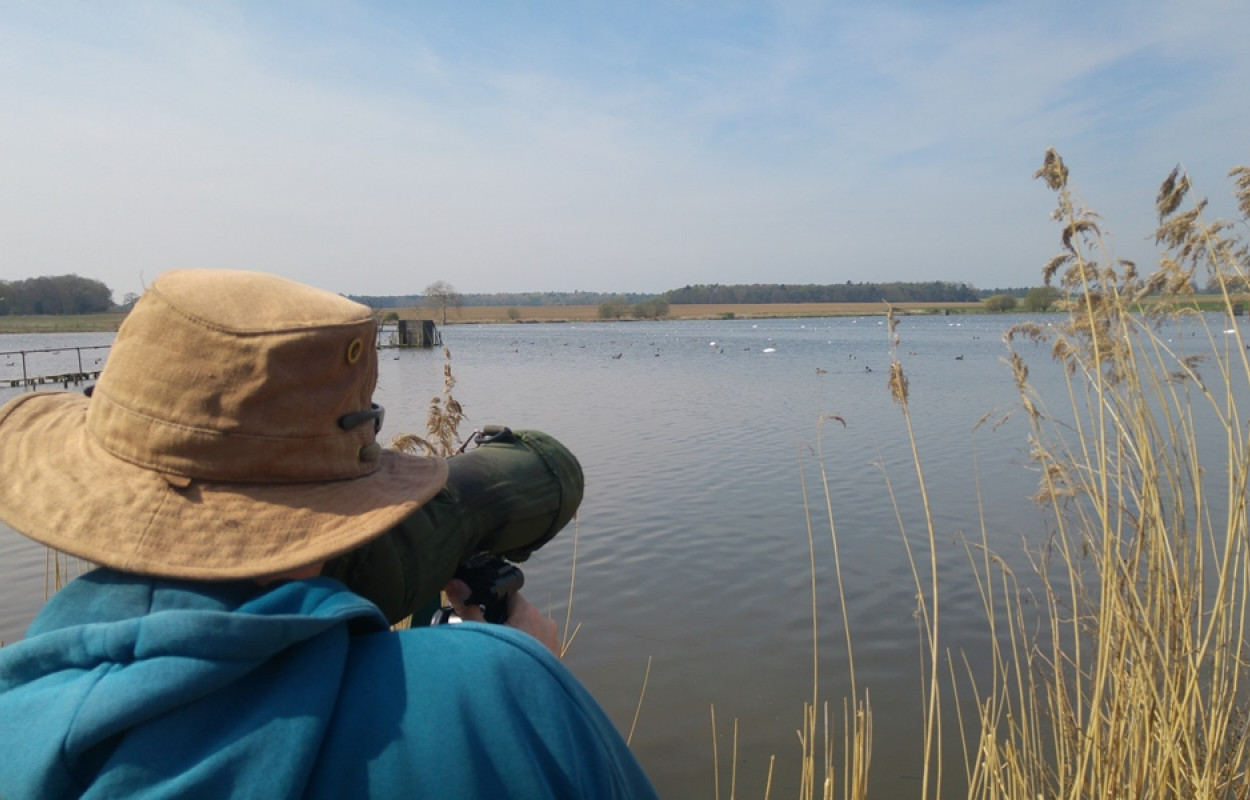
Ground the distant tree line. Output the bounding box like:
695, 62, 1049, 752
351, 290, 657, 309
663, 281, 981, 304
352, 282, 1084, 311
355, 282, 992, 309
0, 274, 115, 315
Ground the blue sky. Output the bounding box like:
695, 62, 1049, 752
2, 1, 1247, 299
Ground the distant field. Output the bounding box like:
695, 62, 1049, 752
392, 301, 985, 324
0, 312, 128, 334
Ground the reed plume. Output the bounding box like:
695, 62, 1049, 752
961, 150, 1250, 798
391, 347, 466, 458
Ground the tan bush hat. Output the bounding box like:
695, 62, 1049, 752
0, 269, 448, 579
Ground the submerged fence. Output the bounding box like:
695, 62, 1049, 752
0, 345, 111, 389
3, 326, 435, 390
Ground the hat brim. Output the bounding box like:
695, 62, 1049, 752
0, 392, 448, 580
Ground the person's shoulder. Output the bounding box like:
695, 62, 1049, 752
407, 621, 556, 661
392, 622, 581, 694
342, 622, 582, 705
320, 623, 659, 798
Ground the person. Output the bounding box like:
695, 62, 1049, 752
0, 269, 658, 798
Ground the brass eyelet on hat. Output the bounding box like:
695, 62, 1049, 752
346, 337, 364, 364
358, 442, 382, 462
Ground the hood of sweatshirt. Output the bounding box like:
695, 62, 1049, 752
0, 568, 389, 798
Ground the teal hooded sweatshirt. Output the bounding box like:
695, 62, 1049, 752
0, 568, 657, 798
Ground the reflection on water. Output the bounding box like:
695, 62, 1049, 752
1, 314, 1242, 796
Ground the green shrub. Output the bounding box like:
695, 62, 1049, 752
597, 297, 630, 319
632, 298, 669, 320
1021, 286, 1060, 311
983, 293, 1017, 312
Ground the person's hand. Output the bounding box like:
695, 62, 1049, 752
444, 579, 562, 658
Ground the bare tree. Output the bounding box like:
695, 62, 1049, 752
422, 280, 462, 325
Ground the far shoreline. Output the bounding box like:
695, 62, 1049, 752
0, 302, 988, 334
419, 301, 985, 325
10, 293, 1235, 334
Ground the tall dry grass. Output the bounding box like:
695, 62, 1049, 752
948, 151, 1250, 798
795, 150, 1250, 800
794, 411, 873, 800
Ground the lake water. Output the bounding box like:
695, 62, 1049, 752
0, 314, 1240, 796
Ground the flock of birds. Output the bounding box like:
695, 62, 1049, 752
587, 339, 971, 372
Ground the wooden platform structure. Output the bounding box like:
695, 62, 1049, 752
379, 319, 442, 348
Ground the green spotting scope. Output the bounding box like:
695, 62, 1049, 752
322, 426, 583, 625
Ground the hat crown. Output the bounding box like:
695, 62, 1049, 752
88, 270, 382, 482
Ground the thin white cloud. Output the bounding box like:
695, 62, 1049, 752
1, 1, 1247, 298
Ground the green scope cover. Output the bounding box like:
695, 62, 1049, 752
322, 427, 584, 624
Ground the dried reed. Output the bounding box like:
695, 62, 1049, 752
790, 384, 873, 800
391, 346, 466, 458
810, 150, 1250, 800
956, 151, 1250, 798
